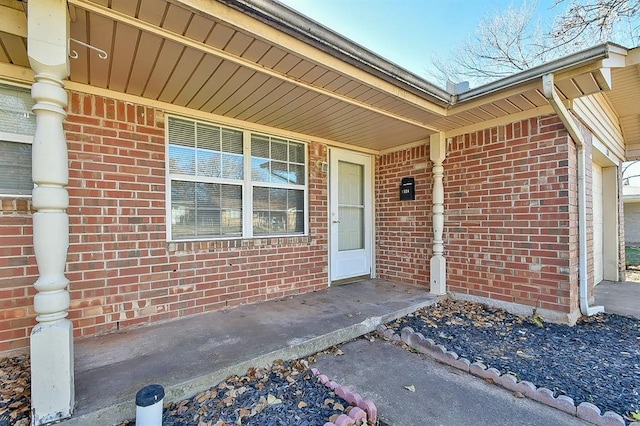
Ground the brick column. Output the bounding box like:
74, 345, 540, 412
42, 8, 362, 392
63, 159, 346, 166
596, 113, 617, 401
27, 0, 74, 424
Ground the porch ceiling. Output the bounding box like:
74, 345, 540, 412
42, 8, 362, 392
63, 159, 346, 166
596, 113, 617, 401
1, 0, 639, 156
66, 0, 445, 152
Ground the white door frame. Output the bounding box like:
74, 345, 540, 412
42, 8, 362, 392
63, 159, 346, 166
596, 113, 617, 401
329, 148, 374, 282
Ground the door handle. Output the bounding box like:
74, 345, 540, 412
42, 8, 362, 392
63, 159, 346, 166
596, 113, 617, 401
332, 220, 340, 224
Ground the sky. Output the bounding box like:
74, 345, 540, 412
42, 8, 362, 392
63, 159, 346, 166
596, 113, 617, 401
277, 0, 560, 78
277, 0, 640, 184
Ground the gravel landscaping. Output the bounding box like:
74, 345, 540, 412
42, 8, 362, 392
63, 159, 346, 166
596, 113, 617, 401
2, 297, 639, 424
387, 298, 640, 422
116, 357, 357, 426
0, 355, 29, 426
0, 352, 364, 426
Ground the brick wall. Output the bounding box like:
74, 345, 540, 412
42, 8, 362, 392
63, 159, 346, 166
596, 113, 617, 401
0, 200, 36, 354
0, 91, 329, 354
446, 116, 579, 314
375, 116, 584, 317
375, 145, 432, 287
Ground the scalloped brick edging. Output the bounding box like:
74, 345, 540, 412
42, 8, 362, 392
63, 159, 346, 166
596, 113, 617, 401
311, 367, 378, 426
377, 324, 632, 426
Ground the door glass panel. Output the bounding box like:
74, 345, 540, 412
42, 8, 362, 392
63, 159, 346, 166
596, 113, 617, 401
338, 160, 364, 251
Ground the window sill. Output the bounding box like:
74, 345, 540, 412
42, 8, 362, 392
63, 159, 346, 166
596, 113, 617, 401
0, 196, 34, 215
166, 234, 311, 254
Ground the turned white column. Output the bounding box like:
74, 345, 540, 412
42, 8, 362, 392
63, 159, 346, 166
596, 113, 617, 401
430, 133, 447, 295
27, 1, 74, 424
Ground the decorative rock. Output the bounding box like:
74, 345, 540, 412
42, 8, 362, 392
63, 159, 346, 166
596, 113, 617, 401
318, 374, 329, 385
311, 368, 319, 376
552, 395, 577, 416
494, 372, 517, 390
419, 337, 436, 351
469, 361, 487, 377
447, 356, 471, 372
335, 386, 349, 400
528, 387, 555, 405
344, 392, 363, 407
358, 399, 377, 423
383, 329, 395, 340
333, 414, 355, 426
347, 406, 367, 422
577, 402, 602, 423
327, 381, 339, 390
392, 334, 402, 342
518, 381, 537, 398
477, 367, 502, 383
401, 327, 415, 343
601, 411, 626, 426
444, 350, 459, 361
405, 329, 423, 349
433, 344, 447, 354
376, 324, 387, 333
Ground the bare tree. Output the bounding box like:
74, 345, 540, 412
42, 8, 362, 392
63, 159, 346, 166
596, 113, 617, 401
429, 2, 549, 85
622, 160, 640, 185
551, 0, 640, 47
428, 0, 639, 87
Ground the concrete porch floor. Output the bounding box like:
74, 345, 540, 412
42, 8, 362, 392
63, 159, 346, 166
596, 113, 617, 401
60, 279, 437, 425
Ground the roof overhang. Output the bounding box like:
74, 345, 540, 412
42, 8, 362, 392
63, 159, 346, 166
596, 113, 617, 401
0, 0, 639, 155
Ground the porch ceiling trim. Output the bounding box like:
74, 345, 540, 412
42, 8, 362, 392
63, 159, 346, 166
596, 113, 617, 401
64, 79, 380, 155
69, 0, 444, 133
445, 105, 555, 139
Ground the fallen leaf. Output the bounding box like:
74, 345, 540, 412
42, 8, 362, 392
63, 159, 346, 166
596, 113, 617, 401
334, 402, 345, 411
298, 401, 308, 409
404, 385, 416, 392
267, 394, 282, 405
335, 349, 344, 356
513, 391, 524, 398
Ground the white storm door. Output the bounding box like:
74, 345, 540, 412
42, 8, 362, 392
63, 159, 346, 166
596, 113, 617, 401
330, 149, 372, 281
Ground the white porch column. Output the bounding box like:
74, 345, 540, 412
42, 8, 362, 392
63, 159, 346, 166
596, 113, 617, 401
430, 133, 447, 295
27, 1, 74, 424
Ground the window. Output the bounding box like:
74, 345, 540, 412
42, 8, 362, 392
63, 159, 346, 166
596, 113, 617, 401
0, 83, 36, 196
167, 116, 307, 240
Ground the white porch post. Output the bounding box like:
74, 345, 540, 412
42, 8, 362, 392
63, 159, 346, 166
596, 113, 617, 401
27, 1, 74, 424
430, 133, 447, 295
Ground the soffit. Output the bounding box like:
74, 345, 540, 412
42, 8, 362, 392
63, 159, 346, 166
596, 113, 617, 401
607, 65, 640, 160
62, 0, 446, 151
2, 0, 638, 155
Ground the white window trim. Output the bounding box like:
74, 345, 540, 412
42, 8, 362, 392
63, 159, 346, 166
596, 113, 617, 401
165, 114, 309, 242
0, 81, 35, 198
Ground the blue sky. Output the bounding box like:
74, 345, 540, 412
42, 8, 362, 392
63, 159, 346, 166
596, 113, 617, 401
278, 0, 561, 78
277, 1, 640, 181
